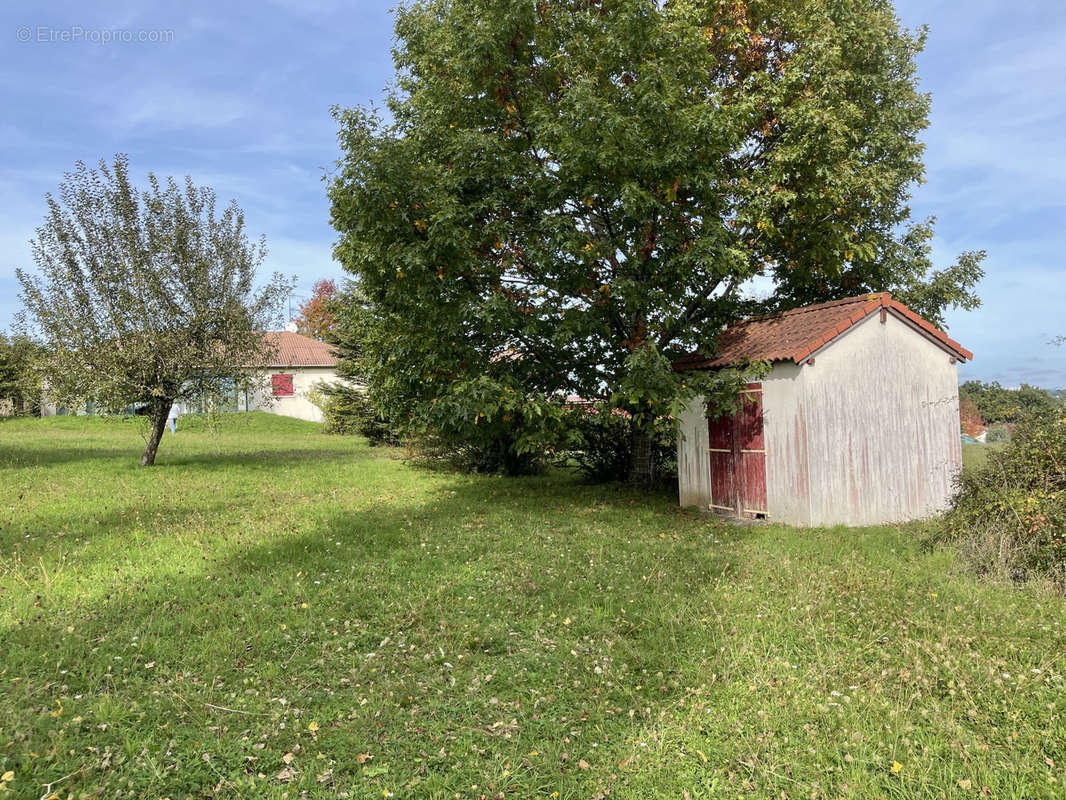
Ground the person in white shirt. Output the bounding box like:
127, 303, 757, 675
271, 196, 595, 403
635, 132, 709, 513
167, 403, 180, 434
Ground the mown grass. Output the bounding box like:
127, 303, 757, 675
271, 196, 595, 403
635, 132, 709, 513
0, 414, 1063, 799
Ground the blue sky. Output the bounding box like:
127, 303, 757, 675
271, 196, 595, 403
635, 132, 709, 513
2, 1, 1063, 386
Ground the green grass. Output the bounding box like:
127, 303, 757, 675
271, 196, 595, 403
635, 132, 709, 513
961, 442, 1008, 473
1, 414, 1064, 799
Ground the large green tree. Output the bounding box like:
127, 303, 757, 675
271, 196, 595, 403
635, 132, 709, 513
17, 156, 292, 466
330, 0, 984, 480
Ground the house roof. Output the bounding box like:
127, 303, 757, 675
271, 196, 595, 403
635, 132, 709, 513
672, 293, 972, 372
262, 331, 339, 367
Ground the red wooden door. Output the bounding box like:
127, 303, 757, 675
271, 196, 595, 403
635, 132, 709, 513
707, 413, 735, 514
707, 383, 768, 518
736, 386, 767, 516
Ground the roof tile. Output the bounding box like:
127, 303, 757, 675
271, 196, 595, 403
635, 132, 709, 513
261, 331, 338, 367
673, 293, 972, 371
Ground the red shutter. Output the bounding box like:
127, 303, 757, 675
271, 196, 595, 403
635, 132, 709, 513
272, 374, 294, 397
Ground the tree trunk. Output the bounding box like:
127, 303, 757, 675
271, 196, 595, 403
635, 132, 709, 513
140, 398, 171, 467
627, 419, 656, 484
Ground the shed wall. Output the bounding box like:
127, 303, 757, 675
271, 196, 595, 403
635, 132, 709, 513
677, 395, 712, 508
761, 362, 813, 525
801, 313, 962, 526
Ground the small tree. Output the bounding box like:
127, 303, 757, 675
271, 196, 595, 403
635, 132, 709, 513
16, 156, 292, 466
294, 279, 338, 341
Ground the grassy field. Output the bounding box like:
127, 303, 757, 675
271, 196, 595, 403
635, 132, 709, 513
961, 442, 1008, 474
1, 415, 1063, 799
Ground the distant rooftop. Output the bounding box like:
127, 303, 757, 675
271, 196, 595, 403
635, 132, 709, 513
262, 331, 338, 367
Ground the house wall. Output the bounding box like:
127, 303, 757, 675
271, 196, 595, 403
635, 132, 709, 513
801, 313, 962, 526
247, 366, 339, 423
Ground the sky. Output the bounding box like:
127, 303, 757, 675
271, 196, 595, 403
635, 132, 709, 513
1, 0, 1063, 387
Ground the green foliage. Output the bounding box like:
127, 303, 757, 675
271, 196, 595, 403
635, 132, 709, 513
560, 403, 677, 483
3, 416, 1066, 798
317, 382, 401, 446
935, 412, 1066, 588
985, 423, 1012, 443
329, 0, 982, 482
0, 332, 43, 416
961, 380, 1061, 424
15, 155, 293, 465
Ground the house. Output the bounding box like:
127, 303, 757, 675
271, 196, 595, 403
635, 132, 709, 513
40, 331, 343, 422
244, 331, 341, 423
672, 293, 972, 527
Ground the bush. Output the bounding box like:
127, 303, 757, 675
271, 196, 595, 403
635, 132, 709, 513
985, 423, 1012, 443
933, 412, 1066, 589
560, 403, 677, 483
316, 383, 401, 445
407, 430, 546, 476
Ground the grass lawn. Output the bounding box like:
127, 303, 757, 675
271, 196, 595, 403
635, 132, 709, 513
1, 414, 1064, 799
961, 442, 1008, 474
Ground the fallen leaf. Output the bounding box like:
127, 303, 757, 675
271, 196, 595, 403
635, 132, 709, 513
276, 767, 296, 782
355, 752, 372, 764
958, 779, 973, 790
282, 752, 295, 765
578, 759, 590, 770
317, 768, 333, 783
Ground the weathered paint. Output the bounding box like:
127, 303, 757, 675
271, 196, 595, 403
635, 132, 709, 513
677, 312, 962, 526
736, 387, 767, 515
799, 312, 961, 526
677, 396, 712, 509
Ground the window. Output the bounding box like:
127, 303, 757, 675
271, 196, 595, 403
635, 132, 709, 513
271, 374, 295, 397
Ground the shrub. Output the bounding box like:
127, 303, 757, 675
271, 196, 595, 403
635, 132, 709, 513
933, 412, 1066, 589
316, 382, 401, 445
985, 423, 1012, 443
560, 403, 677, 483
407, 430, 546, 476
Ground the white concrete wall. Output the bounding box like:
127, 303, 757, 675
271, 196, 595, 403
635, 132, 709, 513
800, 313, 962, 526
247, 367, 339, 423
677, 395, 712, 508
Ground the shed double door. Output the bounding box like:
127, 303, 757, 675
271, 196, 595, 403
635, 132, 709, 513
707, 383, 767, 518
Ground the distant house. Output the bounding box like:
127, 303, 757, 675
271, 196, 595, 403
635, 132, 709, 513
673, 293, 973, 527
246, 331, 341, 423
40, 330, 345, 422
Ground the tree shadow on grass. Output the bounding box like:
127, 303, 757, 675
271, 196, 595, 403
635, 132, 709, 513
0, 476, 750, 797
0, 442, 367, 471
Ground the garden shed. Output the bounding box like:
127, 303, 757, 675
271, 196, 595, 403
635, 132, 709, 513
673, 293, 972, 527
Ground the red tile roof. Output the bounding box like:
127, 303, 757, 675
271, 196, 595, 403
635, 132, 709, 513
262, 331, 339, 367
672, 293, 972, 371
